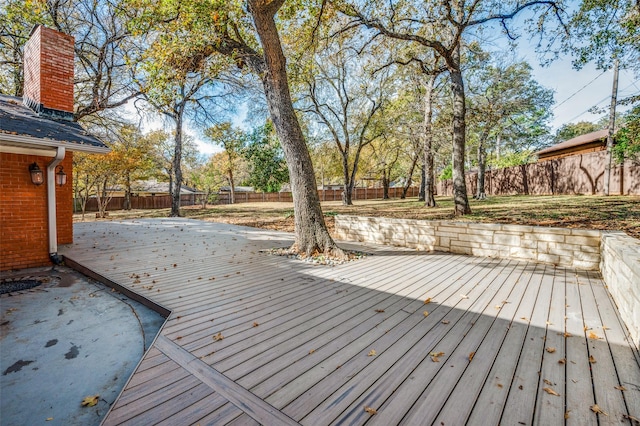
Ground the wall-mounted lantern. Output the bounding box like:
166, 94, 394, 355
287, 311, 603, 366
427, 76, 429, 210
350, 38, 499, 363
29, 162, 44, 185
55, 165, 67, 186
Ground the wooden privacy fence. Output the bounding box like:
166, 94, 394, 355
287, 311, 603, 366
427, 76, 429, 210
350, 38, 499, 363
77, 186, 420, 212
438, 150, 640, 196
78, 194, 198, 212
217, 186, 419, 204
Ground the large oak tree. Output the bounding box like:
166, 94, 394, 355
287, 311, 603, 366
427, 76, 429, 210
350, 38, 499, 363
128, 0, 342, 255
333, 0, 567, 215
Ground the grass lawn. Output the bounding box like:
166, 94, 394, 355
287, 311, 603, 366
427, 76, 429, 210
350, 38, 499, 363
74, 195, 640, 239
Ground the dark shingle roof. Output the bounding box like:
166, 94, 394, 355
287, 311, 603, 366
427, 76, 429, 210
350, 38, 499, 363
537, 129, 609, 156
0, 94, 109, 153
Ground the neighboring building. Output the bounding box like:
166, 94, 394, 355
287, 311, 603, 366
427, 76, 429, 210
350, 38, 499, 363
108, 179, 202, 197
536, 129, 610, 161
219, 185, 255, 193
0, 25, 109, 271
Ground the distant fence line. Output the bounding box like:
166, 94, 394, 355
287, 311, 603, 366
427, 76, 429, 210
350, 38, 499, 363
78, 150, 638, 214
438, 150, 640, 196
77, 186, 420, 212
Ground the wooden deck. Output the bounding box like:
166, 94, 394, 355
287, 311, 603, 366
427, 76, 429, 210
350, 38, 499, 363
60, 218, 640, 426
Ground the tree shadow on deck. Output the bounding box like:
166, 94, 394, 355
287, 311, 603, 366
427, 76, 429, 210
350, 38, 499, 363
64, 219, 640, 426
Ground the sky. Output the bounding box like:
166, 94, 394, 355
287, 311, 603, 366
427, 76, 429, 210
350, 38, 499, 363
132, 37, 639, 157
517, 52, 638, 132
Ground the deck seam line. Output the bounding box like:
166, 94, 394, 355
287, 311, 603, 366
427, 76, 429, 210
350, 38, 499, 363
155, 334, 301, 426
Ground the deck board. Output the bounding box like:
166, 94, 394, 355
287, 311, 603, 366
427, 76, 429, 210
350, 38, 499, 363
565, 268, 599, 426
58, 218, 640, 426
434, 262, 536, 425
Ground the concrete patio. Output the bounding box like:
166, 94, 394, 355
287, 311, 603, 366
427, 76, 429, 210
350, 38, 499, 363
0, 266, 165, 425
59, 218, 640, 425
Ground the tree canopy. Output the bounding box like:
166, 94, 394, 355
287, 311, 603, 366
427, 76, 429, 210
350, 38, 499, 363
3, 0, 636, 252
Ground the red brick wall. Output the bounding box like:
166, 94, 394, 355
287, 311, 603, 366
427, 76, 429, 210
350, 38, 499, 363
23, 26, 75, 113
0, 152, 74, 271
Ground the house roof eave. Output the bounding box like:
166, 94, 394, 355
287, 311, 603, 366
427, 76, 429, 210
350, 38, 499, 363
0, 133, 111, 154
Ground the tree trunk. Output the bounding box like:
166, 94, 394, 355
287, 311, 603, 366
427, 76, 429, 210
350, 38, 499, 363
424, 74, 437, 208
342, 155, 353, 205
382, 173, 390, 199
170, 113, 183, 217
249, 1, 341, 256
79, 175, 89, 220
476, 135, 488, 200
124, 172, 132, 210
401, 151, 418, 199
449, 66, 471, 215
229, 167, 236, 204
419, 164, 425, 202
201, 189, 209, 208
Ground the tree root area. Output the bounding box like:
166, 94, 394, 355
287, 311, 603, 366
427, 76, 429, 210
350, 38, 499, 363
262, 247, 367, 266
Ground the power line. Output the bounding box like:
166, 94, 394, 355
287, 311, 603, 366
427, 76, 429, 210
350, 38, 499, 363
552, 70, 608, 111
564, 79, 640, 123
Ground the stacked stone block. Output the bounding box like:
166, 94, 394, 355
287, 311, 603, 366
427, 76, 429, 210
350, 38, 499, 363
335, 215, 601, 269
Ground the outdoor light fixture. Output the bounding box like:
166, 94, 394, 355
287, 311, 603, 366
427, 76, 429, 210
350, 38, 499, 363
29, 162, 44, 185
55, 165, 67, 186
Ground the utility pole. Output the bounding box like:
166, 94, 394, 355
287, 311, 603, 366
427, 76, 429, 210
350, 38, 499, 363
603, 59, 619, 196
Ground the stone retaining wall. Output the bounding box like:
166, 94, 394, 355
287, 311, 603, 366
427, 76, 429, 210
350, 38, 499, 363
600, 232, 640, 348
334, 215, 601, 270
335, 215, 639, 348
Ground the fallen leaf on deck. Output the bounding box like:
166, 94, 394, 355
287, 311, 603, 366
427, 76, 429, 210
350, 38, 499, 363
176, 336, 183, 340
614, 385, 627, 391
544, 379, 553, 385
469, 352, 475, 361
441, 320, 450, 324
213, 332, 224, 341
309, 349, 315, 354
564, 332, 573, 338
590, 404, 607, 415
589, 355, 596, 363
46, 418, 53, 421
368, 349, 377, 357
558, 358, 566, 364
546, 321, 553, 325
364, 406, 377, 415
173, 264, 177, 267
430, 351, 444, 362
460, 294, 469, 299
81, 395, 99, 407
375, 309, 385, 313
423, 311, 429, 317
543, 387, 560, 396
564, 411, 570, 419
623, 414, 639, 423
588, 332, 600, 340
424, 298, 432, 304
546, 347, 556, 353
497, 383, 503, 388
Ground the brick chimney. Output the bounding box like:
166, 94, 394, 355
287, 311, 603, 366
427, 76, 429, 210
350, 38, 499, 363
22, 25, 75, 121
